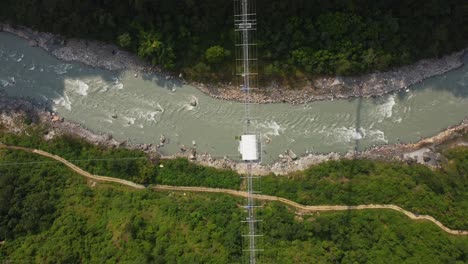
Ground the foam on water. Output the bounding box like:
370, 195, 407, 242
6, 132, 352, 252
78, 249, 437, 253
112, 77, 124, 90
123, 116, 136, 126
181, 104, 195, 111
98, 85, 109, 93
114, 82, 124, 90
0, 79, 11, 87
258, 121, 283, 136
367, 129, 388, 143
1, 77, 17, 87
146, 112, 159, 121
52, 93, 72, 110
375, 94, 396, 121
97, 78, 123, 93
134, 104, 164, 122
138, 110, 160, 122
156, 103, 165, 113
174, 96, 197, 111
65, 79, 89, 96
16, 54, 24, 62
330, 126, 363, 142
53, 64, 73, 75
323, 126, 388, 144
177, 99, 196, 111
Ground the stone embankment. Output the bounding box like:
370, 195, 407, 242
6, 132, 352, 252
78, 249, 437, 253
1, 22, 466, 104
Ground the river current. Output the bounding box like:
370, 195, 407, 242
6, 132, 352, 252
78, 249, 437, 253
1, 32, 467, 163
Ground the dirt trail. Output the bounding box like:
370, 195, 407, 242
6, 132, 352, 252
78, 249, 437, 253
1, 144, 466, 236
1, 145, 145, 189
152, 185, 467, 236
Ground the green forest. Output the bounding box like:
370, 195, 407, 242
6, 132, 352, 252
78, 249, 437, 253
1, 124, 467, 231
0, 148, 467, 263
1, 0, 467, 84
261, 148, 468, 230
0, 122, 467, 262
0, 126, 241, 189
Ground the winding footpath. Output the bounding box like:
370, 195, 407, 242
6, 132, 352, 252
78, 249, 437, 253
1, 144, 467, 236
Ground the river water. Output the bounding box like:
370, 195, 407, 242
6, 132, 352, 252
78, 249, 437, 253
1, 32, 467, 163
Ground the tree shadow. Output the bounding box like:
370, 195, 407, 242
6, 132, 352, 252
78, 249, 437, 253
140, 72, 184, 92
397, 55, 468, 101
336, 90, 363, 259
321, 85, 370, 260
354, 96, 363, 152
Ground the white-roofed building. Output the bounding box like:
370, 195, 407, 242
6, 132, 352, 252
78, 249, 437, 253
239, 134, 259, 161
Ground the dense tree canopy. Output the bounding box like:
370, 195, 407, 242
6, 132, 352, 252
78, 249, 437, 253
205, 45, 231, 65
261, 148, 468, 230
1, 123, 467, 231
0, 118, 467, 261
0, 148, 467, 263
0, 0, 466, 83
0, 126, 242, 189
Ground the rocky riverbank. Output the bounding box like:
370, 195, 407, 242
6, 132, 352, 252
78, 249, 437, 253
1, 22, 467, 104
196, 119, 468, 175
1, 89, 466, 176
1, 23, 467, 175
196, 46, 467, 104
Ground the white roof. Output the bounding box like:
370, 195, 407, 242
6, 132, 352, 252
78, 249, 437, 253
239, 134, 258, 161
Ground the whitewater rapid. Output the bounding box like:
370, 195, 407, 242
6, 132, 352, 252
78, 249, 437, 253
1, 32, 467, 163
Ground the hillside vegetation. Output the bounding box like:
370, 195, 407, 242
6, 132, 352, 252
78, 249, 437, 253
0, 149, 467, 263
0, 0, 466, 84
0, 126, 241, 189
1, 125, 467, 231
261, 148, 468, 230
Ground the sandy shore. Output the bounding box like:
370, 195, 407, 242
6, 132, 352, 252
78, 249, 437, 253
1, 22, 466, 104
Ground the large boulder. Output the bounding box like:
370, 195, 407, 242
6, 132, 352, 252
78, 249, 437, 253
159, 134, 166, 144
189, 96, 198, 107
180, 145, 187, 152
189, 148, 197, 160
287, 150, 298, 160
